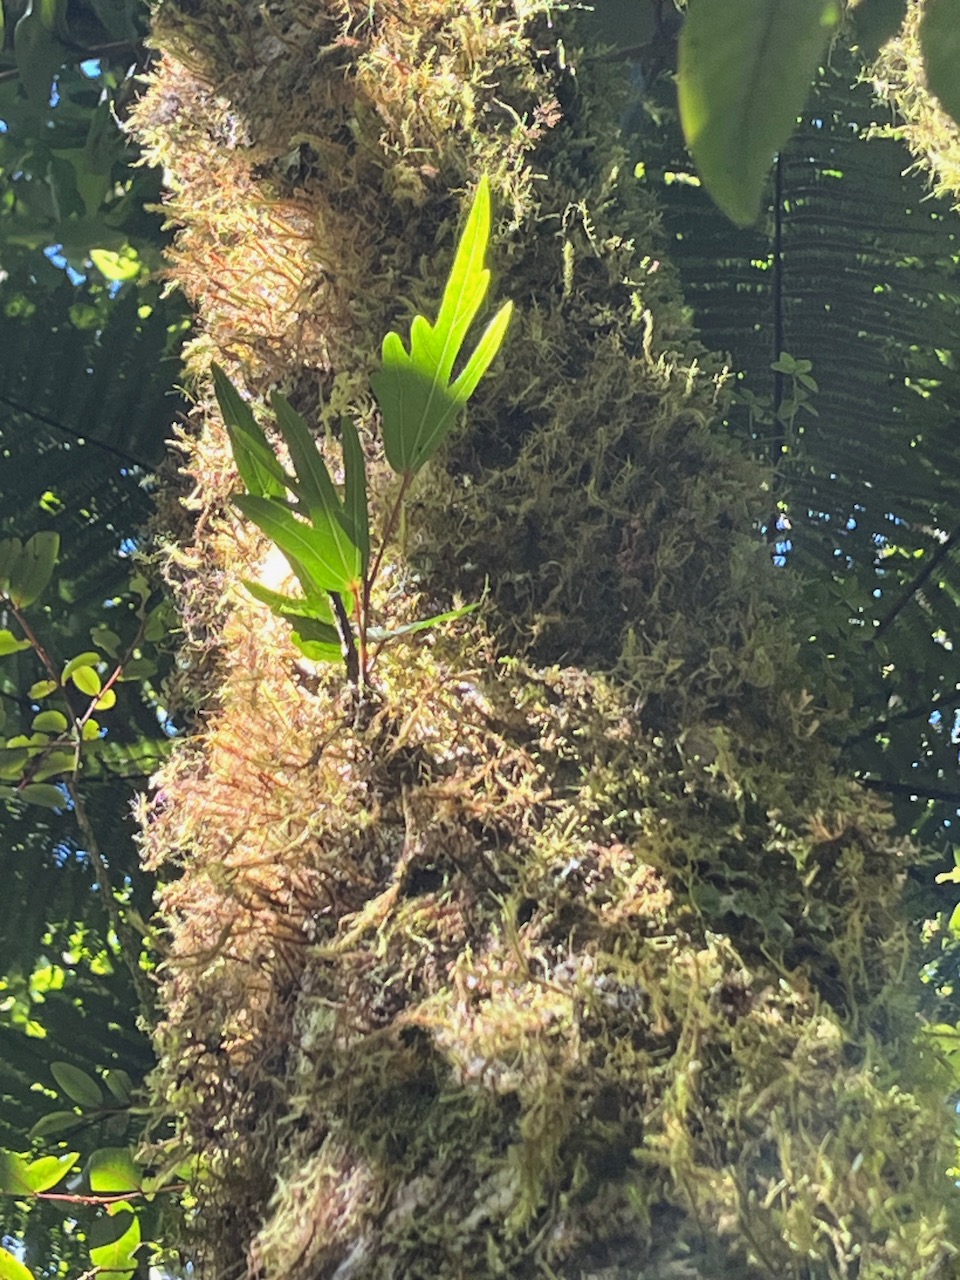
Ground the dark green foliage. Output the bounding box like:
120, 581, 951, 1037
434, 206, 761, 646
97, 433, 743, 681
0, 0, 158, 272
0, 266, 187, 978
633, 46, 960, 851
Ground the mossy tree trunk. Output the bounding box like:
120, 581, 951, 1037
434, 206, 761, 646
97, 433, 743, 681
132, 3, 958, 1277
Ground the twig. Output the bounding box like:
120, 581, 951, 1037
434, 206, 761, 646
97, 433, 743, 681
870, 522, 960, 644
858, 776, 960, 805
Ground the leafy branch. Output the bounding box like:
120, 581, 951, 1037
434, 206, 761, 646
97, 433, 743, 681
0, 1061, 190, 1280
217, 175, 512, 689
0, 534, 166, 1016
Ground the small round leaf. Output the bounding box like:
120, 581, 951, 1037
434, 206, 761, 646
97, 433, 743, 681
70, 666, 102, 697
32, 710, 68, 734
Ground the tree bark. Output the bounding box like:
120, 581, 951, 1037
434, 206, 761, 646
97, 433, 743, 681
131, 3, 959, 1277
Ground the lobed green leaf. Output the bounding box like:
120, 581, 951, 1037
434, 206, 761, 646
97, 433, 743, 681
372, 174, 511, 476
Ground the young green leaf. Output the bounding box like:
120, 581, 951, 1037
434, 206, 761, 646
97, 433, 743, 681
88, 1146, 140, 1193
32, 710, 68, 734
88, 1205, 141, 1280
271, 394, 338, 513
213, 363, 287, 499
371, 175, 512, 476
7, 531, 59, 608
0, 1149, 79, 1195
244, 579, 338, 627
920, 0, 960, 129
62, 652, 102, 681
0, 1245, 36, 1280
28, 679, 58, 698
0, 631, 30, 657
235, 495, 361, 596
289, 618, 345, 664
678, 0, 841, 226
70, 665, 102, 697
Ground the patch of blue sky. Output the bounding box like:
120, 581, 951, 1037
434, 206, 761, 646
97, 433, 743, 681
43, 244, 87, 286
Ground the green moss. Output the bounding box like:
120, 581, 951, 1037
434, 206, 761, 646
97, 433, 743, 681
132, 2, 960, 1277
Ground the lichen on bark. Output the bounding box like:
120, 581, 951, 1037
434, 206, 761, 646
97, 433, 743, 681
132, 2, 959, 1277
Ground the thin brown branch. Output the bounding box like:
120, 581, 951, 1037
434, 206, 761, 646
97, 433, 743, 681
858, 776, 960, 805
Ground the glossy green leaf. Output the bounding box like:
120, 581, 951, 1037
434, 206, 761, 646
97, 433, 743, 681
678, 0, 841, 225
213, 364, 287, 499
235, 495, 361, 596
271, 393, 338, 511
62, 652, 102, 681
89, 248, 141, 282
70, 666, 102, 697
270, 394, 365, 581
28, 679, 58, 698
0, 1247, 35, 1280
31, 710, 68, 734
81, 719, 102, 741
0, 631, 30, 657
289, 618, 345, 664
243, 579, 337, 626
52, 1061, 104, 1108
94, 687, 117, 711
88, 1204, 140, 1279
920, 0, 960, 129
371, 175, 512, 476
7, 531, 60, 608
0, 1149, 79, 1194
87, 1146, 140, 1194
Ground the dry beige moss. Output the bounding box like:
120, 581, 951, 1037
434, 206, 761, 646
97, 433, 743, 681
132, 2, 960, 1277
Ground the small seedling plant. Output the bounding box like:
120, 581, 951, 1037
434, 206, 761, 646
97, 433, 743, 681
215, 174, 512, 689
